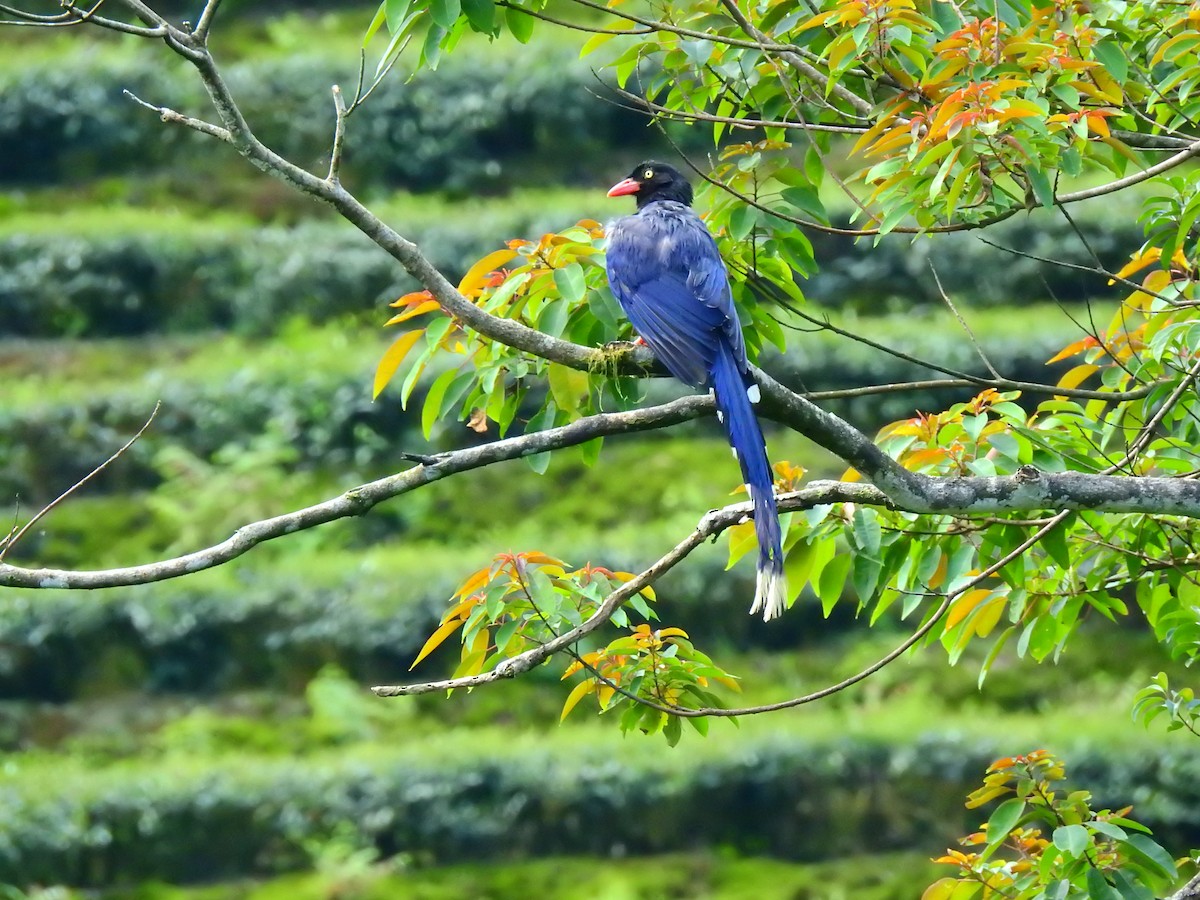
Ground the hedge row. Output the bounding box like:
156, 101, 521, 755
0, 45, 662, 193
0, 530, 859, 703
0, 353, 417, 502
1, 731, 1195, 888
0, 302, 1079, 503
0, 201, 587, 338
0, 198, 1143, 342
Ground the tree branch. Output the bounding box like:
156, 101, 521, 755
0, 396, 709, 590
1170, 871, 1200, 900
757, 367, 1200, 516
371, 480, 889, 697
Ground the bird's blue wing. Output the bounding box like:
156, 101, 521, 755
606, 204, 745, 388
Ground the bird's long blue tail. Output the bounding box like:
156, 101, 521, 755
710, 342, 788, 620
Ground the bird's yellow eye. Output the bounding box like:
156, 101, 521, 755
643, 168, 654, 179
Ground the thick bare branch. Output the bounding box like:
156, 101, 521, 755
0, 396, 709, 590
1170, 872, 1200, 900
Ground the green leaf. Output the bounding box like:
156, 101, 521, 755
430, 0, 460, 29
1121, 832, 1177, 879
1084, 869, 1124, 900
1052, 823, 1089, 858
547, 363, 588, 415
1028, 168, 1055, 209
385, 0, 413, 29
1093, 40, 1128, 82
663, 713, 683, 746
506, 4, 534, 42
460, 0, 494, 32
523, 401, 557, 474
421, 367, 460, 439
985, 798, 1025, 846
728, 204, 759, 240
852, 507, 882, 557
851, 555, 882, 604
364, 3, 389, 46
1041, 519, 1072, 570
817, 553, 851, 616
1088, 821, 1127, 841
553, 262, 586, 303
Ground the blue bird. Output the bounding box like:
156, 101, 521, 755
605, 161, 788, 621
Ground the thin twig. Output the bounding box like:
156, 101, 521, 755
0, 403, 160, 561
123, 89, 232, 141
327, 84, 347, 185
0, 396, 710, 589
193, 0, 220, 41
929, 261, 1001, 380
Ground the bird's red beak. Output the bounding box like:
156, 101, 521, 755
607, 177, 640, 197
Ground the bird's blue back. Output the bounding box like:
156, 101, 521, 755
605, 200, 748, 386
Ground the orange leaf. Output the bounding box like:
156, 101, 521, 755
384, 299, 441, 326
373, 329, 425, 399
459, 248, 519, 297
1109, 248, 1161, 284
1046, 335, 1098, 364
454, 568, 492, 600
389, 289, 434, 309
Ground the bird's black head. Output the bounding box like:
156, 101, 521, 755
607, 161, 693, 209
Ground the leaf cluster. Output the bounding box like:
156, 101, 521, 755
926, 750, 1180, 899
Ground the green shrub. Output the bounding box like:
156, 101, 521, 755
0, 47, 661, 194
0, 731, 1195, 888
804, 200, 1135, 312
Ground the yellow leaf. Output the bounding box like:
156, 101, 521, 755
946, 588, 992, 630
921, 879, 965, 900
656, 627, 690, 640
410, 618, 465, 670
1143, 268, 1172, 294
458, 248, 519, 297
560, 679, 595, 722
561, 660, 584, 679
596, 684, 616, 709
1109, 247, 1161, 284
521, 551, 568, 567
973, 596, 1006, 637
444, 593, 482, 622
454, 567, 492, 599
373, 329, 425, 399
384, 299, 441, 326
1056, 363, 1098, 391
389, 289, 435, 309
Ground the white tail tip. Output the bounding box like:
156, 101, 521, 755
749, 566, 789, 621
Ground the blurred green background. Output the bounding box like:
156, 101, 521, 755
1, 3, 1196, 898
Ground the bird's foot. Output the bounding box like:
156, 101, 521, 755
602, 337, 647, 351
